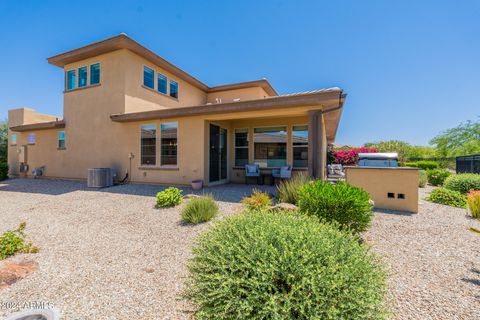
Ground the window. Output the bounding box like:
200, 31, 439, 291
254, 126, 287, 167
161, 122, 178, 166
28, 133, 35, 145
66, 70, 76, 90
293, 125, 308, 167
143, 66, 155, 89
141, 124, 156, 165
90, 63, 100, 85
58, 131, 66, 149
157, 73, 167, 94
11, 134, 17, 145
170, 80, 178, 99
234, 128, 249, 167
78, 66, 87, 88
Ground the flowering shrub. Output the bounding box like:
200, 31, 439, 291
331, 147, 377, 165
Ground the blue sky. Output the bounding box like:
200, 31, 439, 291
0, 0, 478, 146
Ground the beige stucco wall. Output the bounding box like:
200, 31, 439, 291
206, 87, 269, 104
345, 167, 419, 213
7, 48, 330, 185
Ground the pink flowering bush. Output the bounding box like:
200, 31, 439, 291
331, 147, 377, 165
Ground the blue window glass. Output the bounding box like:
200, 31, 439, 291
157, 73, 167, 94
11, 134, 17, 145
170, 80, 178, 99
66, 70, 76, 90
78, 67, 87, 88
90, 63, 100, 85
58, 131, 66, 149
28, 133, 35, 145
143, 66, 154, 89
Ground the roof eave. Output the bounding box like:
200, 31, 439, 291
10, 120, 66, 132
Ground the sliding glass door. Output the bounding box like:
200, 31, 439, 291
209, 124, 228, 183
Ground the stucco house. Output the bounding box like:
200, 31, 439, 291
8, 34, 346, 186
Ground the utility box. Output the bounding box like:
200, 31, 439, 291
87, 168, 114, 188
345, 167, 419, 213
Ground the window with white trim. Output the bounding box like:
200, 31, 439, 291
141, 124, 156, 165
158, 73, 167, 94
58, 131, 66, 149
10, 134, 17, 145
234, 128, 249, 166
143, 66, 155, 89
161, 122, 178, 166
254, 126, 287, 167
28, 133, 35, 145
78, 66, 87, 88
66, 70, 76, 90
169, 80, 178, 99
292, 125, 308, 167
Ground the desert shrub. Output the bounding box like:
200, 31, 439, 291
156, 187, 182, 207
419, 170, 427, 188
0, 222, 39, 260
297, 181, 373, 233
467, 190, 480, 219
444, 173, 480, 194
186, 211, 387, 319
426, 168, 450, 186
405, 161, 439, 170
241, 190, 272, 210
182, 195, 218, 224
0, 162, 8, 181
277, 173, 312, 204
427, 188, 466, 208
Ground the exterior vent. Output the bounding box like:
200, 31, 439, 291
87, 168, 114, 188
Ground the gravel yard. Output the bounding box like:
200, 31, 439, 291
364, 186, 480, 319
0, 179, 479, 319
0, 178, 274, 319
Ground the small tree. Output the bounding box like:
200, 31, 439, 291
0, 121, 7, 163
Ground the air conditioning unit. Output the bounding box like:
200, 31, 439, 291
87, 168, 114, 188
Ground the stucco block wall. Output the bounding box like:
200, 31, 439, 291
207, 87, 269, 104
123, 50, 207, 112
345, 167, 419, 213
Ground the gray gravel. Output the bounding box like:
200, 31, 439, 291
0, 178, 274, 319
364, 185, 480, 319
1, 179, 479, 319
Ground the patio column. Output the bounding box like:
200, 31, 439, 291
308, 110, 325, 180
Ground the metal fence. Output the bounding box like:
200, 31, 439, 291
456, 154, 480, 174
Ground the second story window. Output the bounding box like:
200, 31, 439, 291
143, 66, 154, 89
66, 70, 76, 90
11, 134, 17, 146
28, 133, 35, 145
78, 66, 87, 88
170, 80, 178, 99
58, 131, 66, 149
90, 63, 100, 85
158, 73, 167, 94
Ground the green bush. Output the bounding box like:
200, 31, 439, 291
0, 162, 8, 181
426, 168, 450, 186
186, 211, 387, 319
241, 190, 272, 210
444, 173, 480, 194
181, 195, 218, 224
277, 173, 312, 204
156, 187, 183, 207
405, 161, 439, 170
0, 222, 39, 260
427, 188, 466, 208
297, 181, 373, 233
419, 170, 427, 188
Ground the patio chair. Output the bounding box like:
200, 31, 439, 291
272, 166, 292, 184
245, 164, 261, 184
